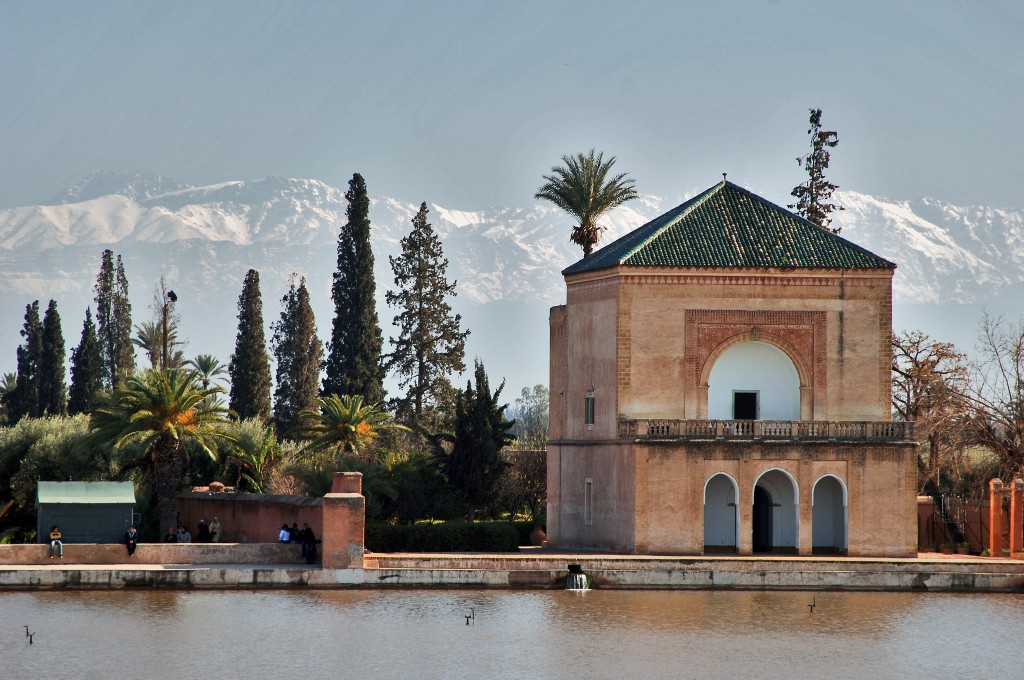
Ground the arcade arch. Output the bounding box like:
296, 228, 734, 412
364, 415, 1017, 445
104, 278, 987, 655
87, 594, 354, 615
752, 468, 798, 553
703, 473, 739, 553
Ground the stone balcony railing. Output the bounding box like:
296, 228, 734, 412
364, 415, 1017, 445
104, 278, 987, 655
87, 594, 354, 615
618, 418, 915, 442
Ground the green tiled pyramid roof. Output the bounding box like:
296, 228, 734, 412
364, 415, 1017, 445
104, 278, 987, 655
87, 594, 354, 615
562, 180, 895, 275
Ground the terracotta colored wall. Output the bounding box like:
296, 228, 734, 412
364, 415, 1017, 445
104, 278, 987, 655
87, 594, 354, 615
551, 439, 917, 557
176, 493, 323, 543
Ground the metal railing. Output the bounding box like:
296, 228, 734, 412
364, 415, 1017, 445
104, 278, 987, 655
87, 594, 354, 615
618, 418, 914, 442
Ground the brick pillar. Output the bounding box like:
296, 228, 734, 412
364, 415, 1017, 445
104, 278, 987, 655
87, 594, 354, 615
321, 472, 365, 569
1010, 478, 1024, 555
989, 479, 1004, 556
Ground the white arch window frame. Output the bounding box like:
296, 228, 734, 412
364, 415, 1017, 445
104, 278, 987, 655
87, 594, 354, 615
810, 473, 849, 507
703, 472, 740, 551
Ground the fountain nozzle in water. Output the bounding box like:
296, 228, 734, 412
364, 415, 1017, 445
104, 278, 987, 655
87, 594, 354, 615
566, 564, 589, 591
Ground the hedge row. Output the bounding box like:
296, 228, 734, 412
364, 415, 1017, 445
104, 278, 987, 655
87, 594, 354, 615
365, 521, 522, 553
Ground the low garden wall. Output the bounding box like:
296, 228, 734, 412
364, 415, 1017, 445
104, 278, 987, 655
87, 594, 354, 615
176, 492, 323, 543
0, 542, 306, 565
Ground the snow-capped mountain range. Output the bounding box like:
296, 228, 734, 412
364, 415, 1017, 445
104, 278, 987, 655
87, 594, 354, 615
1, 171, 1021, 393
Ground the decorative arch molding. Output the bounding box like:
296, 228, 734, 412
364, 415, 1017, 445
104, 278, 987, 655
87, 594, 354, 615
812, 473, 849, 506
703, 472, 740, 504
684, 309, 827, 420
752, 467, 800, 506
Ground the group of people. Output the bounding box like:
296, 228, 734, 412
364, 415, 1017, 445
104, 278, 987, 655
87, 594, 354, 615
163, 517, 222, 544
278, 522, 319, 564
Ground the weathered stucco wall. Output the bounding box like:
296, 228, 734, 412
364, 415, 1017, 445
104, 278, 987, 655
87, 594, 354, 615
177, 492, 322, 543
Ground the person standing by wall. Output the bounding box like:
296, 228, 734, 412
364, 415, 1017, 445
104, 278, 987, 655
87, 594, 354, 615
209, 517, 222, 542
124, 525, 139, 557
49, 526, 63, 559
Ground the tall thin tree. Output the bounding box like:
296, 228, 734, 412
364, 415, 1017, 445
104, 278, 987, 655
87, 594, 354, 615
69, 307, 103, 415
271, 276, 323, 437
229, 269, 273, 421
790, 107, 845, 234
324, 173, 385, 403
39, 300, 68, 416
10, 301, 43, 422
94, 250, 134, 389
385, 203, 469, 429
535, 149, 639, 257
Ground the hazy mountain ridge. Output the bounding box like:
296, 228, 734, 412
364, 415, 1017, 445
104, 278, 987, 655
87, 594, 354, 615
1, 173, 1021, 390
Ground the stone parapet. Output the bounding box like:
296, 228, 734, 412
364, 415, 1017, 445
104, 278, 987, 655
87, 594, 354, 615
0, 542, 305, 566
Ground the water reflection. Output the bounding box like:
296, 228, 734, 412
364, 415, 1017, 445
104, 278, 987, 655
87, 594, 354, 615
2, 589, 1022, 679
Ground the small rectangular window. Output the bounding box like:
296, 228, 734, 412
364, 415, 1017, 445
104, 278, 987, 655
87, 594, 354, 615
585, 392, 595, 428
584, 478, 593, 525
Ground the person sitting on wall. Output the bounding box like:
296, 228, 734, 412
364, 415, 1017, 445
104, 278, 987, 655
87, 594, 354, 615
49, 525, 63, 559
178, 525, 192, 543
197, 518, 211, 543
300, 523, 317, 564
164, 527, 177, 543
125, 525, 139, 557
209, 516, 222, 542
279, 524, 290, 543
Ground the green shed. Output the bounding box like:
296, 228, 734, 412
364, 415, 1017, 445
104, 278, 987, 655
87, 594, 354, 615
36, 481, 137, 543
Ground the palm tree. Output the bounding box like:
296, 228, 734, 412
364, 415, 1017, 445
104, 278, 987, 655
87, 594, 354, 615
535, 149, 639, 257
224, 417, 282, 493
0, 372, 16, 424
185, 354, 227, 390
296, 394, 408, 462
89, 368, 235, 534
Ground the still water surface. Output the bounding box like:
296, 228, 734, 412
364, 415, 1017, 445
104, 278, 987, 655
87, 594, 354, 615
2, 589, 1023, 679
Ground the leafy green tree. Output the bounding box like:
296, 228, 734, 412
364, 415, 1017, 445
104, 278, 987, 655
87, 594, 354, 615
89, 368, 234, 534
296, 394, 407, 463
69, 308, 103, 415
385, 203, 470, 429
324, 173, 385, 404
433, 360, 514, 519
535, 148, 639, 257
223, 417, 281, 493
271, 277, 323, 437
790, 107, 845, 234
9, 301, 43, 422
228, 269, 273, 421
93, 250, 134, 389
39, 300, 68, 416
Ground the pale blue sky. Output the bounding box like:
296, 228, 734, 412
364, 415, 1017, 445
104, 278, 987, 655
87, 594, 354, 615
2, 0, 1022, 210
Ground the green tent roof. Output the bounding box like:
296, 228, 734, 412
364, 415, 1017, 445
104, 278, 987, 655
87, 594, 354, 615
36, 481, 136, 505
562, 180, 895, 276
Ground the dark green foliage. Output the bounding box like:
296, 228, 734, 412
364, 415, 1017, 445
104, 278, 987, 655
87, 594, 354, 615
434, 360, 514, 518
0, 415, 116, 536
324, 173, 385, 404
790, 108, 844, 234
9, 301, 43, 422
535, 149, 638, 256
365, 521, 520, 553
39, 300, 67, 416
379, 451, 463, 523
229, 269, 273, 421
271, 277, 323, 437
385, 203, 469, 428
0, 373, 14, 425
69, 308, 103, 415
93, 250, 134, 388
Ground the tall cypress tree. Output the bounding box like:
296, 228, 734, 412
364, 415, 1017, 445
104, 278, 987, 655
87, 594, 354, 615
435, 359, 514, 519
385, 202, 470, 428
323, 173, 385, 404
271, 277, 323, 437
39, 300, 68, 416
69, 307, 103, 415
790, 107, 845, 234
229, 269, 273, 421
94, 250, 135, 389
10, 301, 43, 422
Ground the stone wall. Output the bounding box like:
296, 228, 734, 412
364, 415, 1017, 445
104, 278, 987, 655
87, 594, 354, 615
0, 542, 305, 565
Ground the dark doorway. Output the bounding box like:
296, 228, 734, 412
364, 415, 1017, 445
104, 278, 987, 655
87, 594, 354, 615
733, 391, 758, 420
753, 485, 773, 552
